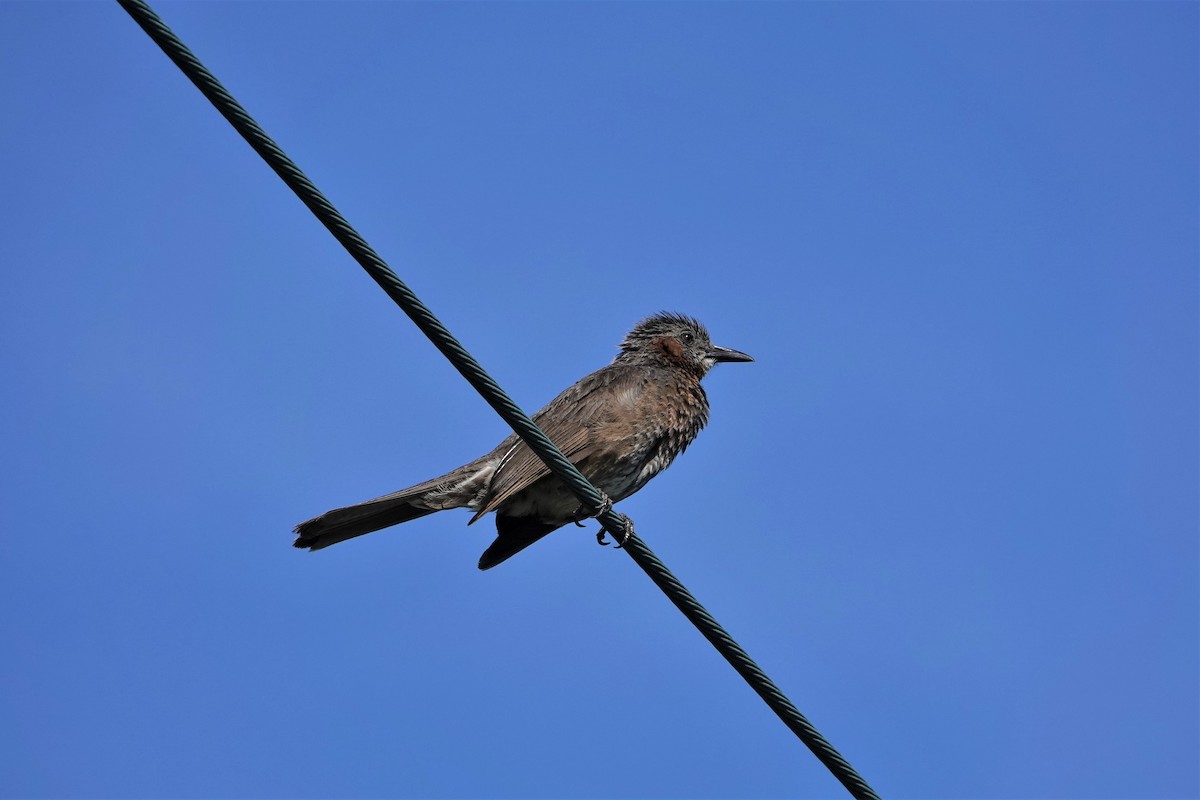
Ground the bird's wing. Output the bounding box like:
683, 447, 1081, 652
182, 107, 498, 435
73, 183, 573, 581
470, 367, 631, 520
469, 417, 594, 520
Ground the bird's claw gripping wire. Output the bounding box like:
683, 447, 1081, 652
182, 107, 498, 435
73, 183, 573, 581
596, 514, 633, 549
570, 491, 630, 549
573, 491, 613, 527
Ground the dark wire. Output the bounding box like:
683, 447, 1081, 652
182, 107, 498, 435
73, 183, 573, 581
115, 2, 881, 797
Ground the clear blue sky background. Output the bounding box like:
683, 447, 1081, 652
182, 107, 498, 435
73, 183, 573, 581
2, 2, 1196, 798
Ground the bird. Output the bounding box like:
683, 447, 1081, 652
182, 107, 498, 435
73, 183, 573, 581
293, 312, 753, 569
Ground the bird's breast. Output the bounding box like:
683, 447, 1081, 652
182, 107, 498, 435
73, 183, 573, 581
583, 372, 709, 499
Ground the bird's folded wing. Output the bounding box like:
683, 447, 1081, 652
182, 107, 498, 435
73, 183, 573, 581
470, 366, 637, 522
470, 421, 593, 520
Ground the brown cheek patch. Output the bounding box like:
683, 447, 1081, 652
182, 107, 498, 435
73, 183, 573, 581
657, 337, 686, 360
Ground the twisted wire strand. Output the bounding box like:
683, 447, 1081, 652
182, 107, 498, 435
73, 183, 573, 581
116, 3, 880, 798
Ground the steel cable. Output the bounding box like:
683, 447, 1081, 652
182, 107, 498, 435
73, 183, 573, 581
116, 2, 881, 797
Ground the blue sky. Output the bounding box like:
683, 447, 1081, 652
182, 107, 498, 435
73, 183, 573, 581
2, 2, 1196, 798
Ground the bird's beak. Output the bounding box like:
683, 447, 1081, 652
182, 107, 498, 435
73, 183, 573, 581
708, 345, 754, 363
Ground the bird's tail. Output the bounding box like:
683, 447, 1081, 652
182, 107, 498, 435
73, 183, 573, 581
293, 463, 482, 551
293, 495, 436, 551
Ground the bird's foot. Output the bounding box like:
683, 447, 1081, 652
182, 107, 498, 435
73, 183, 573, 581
575, 491, 631, 549
589, 491, 614, 520
574, 491, 613, 526
596, 514, 633, 549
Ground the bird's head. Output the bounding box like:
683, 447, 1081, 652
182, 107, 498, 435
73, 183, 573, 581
615, 312, 753, 376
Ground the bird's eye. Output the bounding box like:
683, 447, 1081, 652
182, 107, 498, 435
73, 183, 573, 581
681, 332, 694, 344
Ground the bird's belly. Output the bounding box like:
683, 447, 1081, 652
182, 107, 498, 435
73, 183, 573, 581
498, 452, 646, 525
500, 479, 582, 525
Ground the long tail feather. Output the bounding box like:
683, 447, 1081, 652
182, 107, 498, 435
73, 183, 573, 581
293, 496, 438, 551
293, 460, 487, 551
